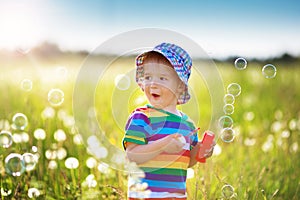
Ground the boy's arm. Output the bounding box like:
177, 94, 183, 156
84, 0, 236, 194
188, 142, 215, 168
125, 133, 185, 164
188, 142, 200, 168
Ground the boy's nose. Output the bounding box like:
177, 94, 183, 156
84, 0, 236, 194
150, 81, 158, 88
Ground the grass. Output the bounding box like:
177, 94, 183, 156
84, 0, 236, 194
0, 54, 299, 199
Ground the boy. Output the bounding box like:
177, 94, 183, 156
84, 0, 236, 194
122, 43, 214, 199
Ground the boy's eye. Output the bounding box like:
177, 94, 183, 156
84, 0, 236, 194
160, 77, 167, 81
144, 76, 151, 81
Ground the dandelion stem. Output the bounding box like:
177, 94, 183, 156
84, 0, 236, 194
71, 169, 77, 188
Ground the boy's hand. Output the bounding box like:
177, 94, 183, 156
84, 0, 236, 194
161, 134, 185, 154
198, 140, 216, 158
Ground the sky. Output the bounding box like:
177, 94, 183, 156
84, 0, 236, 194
0, 0, 299, 59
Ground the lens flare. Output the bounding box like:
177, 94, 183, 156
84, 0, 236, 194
114, 74, 131, 90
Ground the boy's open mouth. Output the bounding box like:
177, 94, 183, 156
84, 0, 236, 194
151, 93, 160, 98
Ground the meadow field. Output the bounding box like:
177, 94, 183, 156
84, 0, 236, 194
0, 51, 299, 199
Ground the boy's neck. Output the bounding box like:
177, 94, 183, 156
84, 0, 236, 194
149, 104, 182, 117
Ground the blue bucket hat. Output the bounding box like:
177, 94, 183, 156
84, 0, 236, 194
135, 43, 192, 104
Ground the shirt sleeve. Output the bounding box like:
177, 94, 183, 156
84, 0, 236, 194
190, 131, 199, 150
122, 110, 150, 150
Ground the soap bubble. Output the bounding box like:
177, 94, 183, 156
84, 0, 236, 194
55, 66, 68, 80
114, 74, 131, 90
48, 88, 64, 106
12, 113, 28, 130
227, 83, 241, 97
0, 130, 13, 148
20, 79, 33, 91
220, 128, 235, 143
262, 64, 277, 79
22, 153, 38, 171
234, 57, 247, 70
5, 153, 25, 176
222, 184, 235, 198
223, 94, 235, 105
223, 104, 234, 115
218, 116, 233, 129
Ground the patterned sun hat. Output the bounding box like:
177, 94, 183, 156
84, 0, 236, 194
135, 43, 192, 104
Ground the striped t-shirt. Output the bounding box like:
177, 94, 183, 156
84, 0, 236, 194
123, 105, 198, 198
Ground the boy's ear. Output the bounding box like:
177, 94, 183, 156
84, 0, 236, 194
177, 81, 185, 93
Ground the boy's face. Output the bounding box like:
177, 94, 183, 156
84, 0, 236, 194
142, 62, 184, 110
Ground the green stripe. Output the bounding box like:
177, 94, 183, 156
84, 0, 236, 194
150, 116, 194, 127
126, 130, 146, 138
140, 167, 186, 176
123, 138, 146, 145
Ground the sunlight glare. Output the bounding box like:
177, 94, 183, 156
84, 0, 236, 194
0, 1, 44, 50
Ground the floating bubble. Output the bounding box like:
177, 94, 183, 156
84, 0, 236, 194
223, 94, 235, 105
5, 153, 25, 176
20, 79, 33, 91
218, 116, 233, 129
220, 128, 235, 143
262, 64, 277, 79
22, 153, 37, 171
48, 89, 64, 106
65, 157, 79, 169
0, 130, 13, 148
234, 57, 247, 70
55, 66, 68, 80
223, 104, 234, 115
227, 83, 241, 97
12, 113, 28, 130
222, 184, 235, 199
114, 74, 131, 90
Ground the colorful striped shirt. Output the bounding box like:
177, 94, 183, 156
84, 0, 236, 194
123, 105, 198, 198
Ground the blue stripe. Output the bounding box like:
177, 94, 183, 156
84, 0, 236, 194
131, 119, 149, 127
152, 121, 192, 130
152, 128, 192, 135
145, 179, 186, 189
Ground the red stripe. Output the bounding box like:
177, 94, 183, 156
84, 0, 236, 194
147, 186, 185, 194
129, 198, 186, 200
